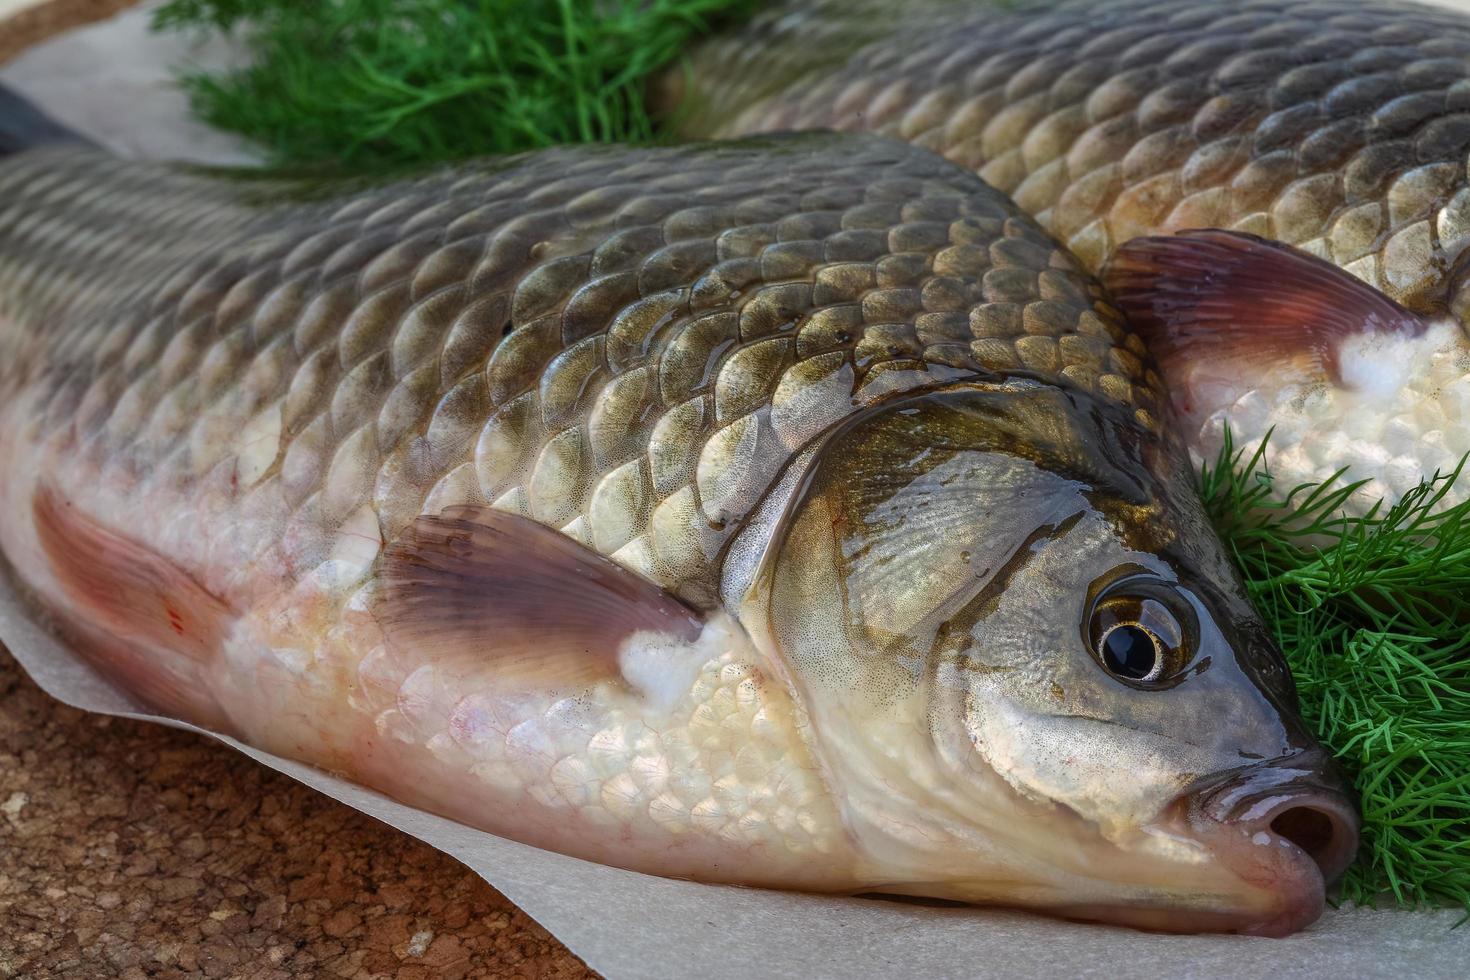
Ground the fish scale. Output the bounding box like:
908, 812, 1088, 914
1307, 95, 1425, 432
672, 0, 1470, 515
675, 0, 1470, 315
0, 136, 1157, 606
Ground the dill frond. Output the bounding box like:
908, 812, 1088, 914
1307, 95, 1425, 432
152, 0, 759, 168
1201, 431, 1470, 911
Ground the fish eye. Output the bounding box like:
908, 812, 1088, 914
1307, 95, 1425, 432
1098, 622, 1163, 681
1086, 581, 1193, 688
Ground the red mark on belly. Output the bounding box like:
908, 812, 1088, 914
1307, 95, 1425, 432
32, 486, 234, 729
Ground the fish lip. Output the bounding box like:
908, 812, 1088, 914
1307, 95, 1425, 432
1137, 755, 1361, 937
1186, 757, 1360, 887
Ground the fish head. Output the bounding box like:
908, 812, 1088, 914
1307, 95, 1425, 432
737, 378, 1356, 935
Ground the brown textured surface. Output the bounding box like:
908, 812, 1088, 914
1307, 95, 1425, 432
0, 0, 138, 65
0, 648, 594, 979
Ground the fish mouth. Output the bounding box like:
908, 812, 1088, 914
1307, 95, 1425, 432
1184, 760, 1359, 936
1136, 759, 1359, 937
1053, 757, 1359, 937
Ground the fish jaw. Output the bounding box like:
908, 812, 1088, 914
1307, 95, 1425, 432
720, 658, 1350, 937
760, 686, 1355, 936
1176, 791, 1357, 937
1079, 763, 1361, 937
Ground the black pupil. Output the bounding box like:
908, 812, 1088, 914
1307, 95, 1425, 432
1102, 625, 1158, 680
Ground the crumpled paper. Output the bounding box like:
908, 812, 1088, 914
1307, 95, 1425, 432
2, 4, 1469, 977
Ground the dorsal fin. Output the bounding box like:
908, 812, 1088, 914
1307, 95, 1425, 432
1104, 230, 1427, 413
378, 506, 703, 689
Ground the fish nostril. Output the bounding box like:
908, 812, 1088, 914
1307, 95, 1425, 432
1270, 805, 1350, 879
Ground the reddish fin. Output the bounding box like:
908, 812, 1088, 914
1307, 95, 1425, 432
1104, 230, 1426, 410
32, 487, 232, 728
378, 506, 703, 689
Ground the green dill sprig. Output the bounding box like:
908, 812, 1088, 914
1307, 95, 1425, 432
152, 0, 759, 168
1201, 431, 1470, 910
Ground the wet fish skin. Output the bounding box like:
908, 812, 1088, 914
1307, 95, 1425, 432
0, 137, 1164, 606
0, 135, 1350, 934
675, 0, 1470, 305
673, 0, 1470, 509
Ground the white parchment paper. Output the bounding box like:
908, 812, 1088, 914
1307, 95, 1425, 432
3, 4, 1470, 977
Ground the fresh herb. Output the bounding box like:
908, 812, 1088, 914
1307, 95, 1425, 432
151, 0, 759, 168
1201, 431, 1470, 911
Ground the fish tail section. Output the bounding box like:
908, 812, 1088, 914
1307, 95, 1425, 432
0, 83, 89, 156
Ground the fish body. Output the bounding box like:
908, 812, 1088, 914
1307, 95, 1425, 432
0, 131, 1357, 935
673, 0, 1470, 508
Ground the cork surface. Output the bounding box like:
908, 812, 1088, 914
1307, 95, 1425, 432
0, 649, 595, 979
0, 0, 136, 64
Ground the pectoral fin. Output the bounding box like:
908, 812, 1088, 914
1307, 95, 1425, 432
378, 506, 703, 689
1104, 230, 1427, 415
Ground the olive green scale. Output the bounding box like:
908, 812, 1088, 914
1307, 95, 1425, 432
0, 136, 1159, 605
674, 0, 1470, 317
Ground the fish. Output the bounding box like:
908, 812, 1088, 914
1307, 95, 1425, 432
0, 100, 1355, 936
670, 0, 1470, 511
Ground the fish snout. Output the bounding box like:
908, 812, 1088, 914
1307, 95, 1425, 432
1183, 755, 1360, 936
